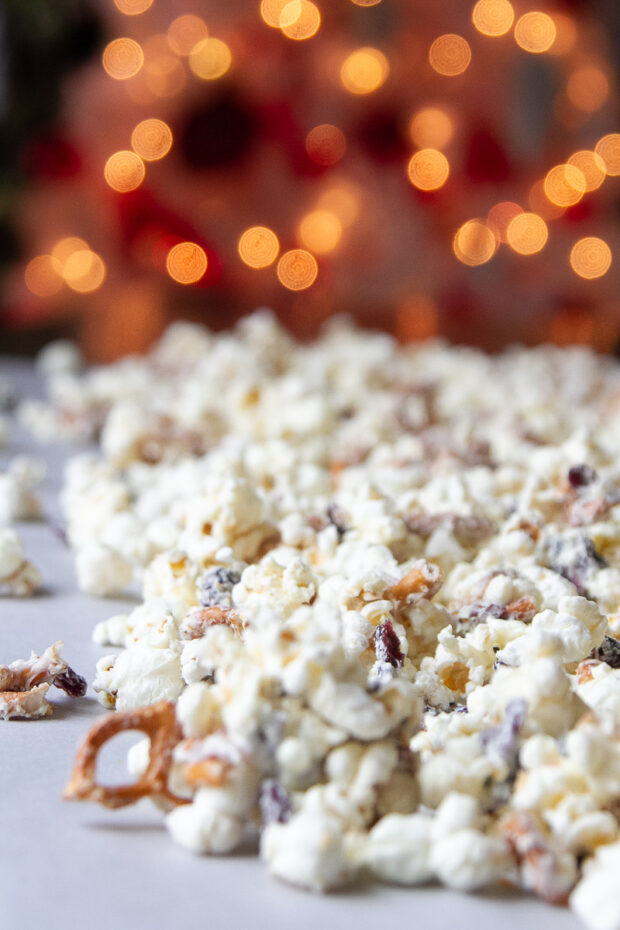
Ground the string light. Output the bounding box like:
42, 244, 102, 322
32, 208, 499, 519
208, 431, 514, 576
189, 38, 232, 80
24, 255, 63, 297
63, 250, 106, 293
407, 149, 450, 191
566, 151, 606, 192
472, 0, 514, 37
280, 1, 321, 40
453, 220, 496, 265
306, 125, 346, 166
131, 119, 173, 161
298, 210, 342, 254
340, 48, 389, 94
487, 202, 523, 242
595, 134, 620, 176
238, 227, 280, 268
277, 249, 318, 289
114, 0, 153, 13
166, 242, 208, 283
569, 237, 612, 279
102, 38, 144, 79
428, 35, 471, 76
409, 108, 453, 149
506, 212, 548, 254
104, 151, 146, 192
543, 164, 586, 207
167, 15, 209, 56
514, 12, 556, 54
567, 66, 609, 113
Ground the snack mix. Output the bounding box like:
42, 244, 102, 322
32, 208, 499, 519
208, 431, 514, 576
26, 312, 620, 929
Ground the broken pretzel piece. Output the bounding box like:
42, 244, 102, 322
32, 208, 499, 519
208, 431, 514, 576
0, 641, 87, 720
64, 700, 189, 809
179, 606, 245, 641
385, 559, 442, 603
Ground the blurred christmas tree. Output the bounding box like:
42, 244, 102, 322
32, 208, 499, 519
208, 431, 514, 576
1, 0, 619, 358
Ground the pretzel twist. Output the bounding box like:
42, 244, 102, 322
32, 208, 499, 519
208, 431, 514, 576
63, 700, 188, 810
385, 559, 442, 602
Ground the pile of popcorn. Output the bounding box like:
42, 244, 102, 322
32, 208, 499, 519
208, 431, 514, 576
29, 314, 620, 929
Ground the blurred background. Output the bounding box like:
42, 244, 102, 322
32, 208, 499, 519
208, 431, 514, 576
0, 0, 619, 360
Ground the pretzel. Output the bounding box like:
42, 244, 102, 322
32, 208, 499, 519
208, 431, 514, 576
0, 683, 53, 719
499, 811, 573, 905
0, 642, 86, 719
385, 559, 442, 603
179, 607, 244, 641
63, 700, 189, 810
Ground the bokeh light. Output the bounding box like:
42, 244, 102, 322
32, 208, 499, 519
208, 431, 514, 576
567, 151, 606, 192
114, 0, 153, 13
280, 1, 321, 40
298, 210, 342, 254
514, 12, 556, 54
277, 249, 318, 290
238, 227, 280, 268
24, 255, 63, 297
548, 13, 577, 56
409, 107, 453, 149
51, 237, 90, 266
63, 250, 106, 293
166, 242, 208, 284
543, 164, 586, 207
260, 0, 292, 28
407, 149, 450, 191
306, 124, 346, 166
567, 66, 609, 114
487, 202, 523, 242
528, 179, 565, 220
595, 134, 620, 176
453, 220, 496, 265
428, 35, 471, 76
131, 119, 173, 161
167, 15, 209, 56
340, 48, 389, 95
396, 297, 438, 341
569, 237, 612, 279
350, 0, 382, 5
506, 212, 548, 254
142, 35, 186, 98
317, 185, 360, 226
472, 0, 514, 37
189, 38, 232, 80
102, 38, 144, 80
104, 151, 146, 192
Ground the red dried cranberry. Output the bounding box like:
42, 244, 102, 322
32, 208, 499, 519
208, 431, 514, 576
568, 464, 597, 489
54, 666, 87, 697
374, 620, 404, 668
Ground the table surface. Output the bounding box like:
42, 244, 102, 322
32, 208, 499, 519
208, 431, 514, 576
0, 358, 582, 930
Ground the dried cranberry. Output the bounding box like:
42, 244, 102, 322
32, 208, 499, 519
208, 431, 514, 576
54, 666, 87, 697
374, 620, 404, 668
568, 464, 597, 489
326, 503, 347, 540
259, 780, 291, 824
547, 534, 607, 596
480, 698, 527, 776
592, 635, 620, 669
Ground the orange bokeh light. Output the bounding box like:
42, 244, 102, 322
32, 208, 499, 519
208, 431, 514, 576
472, 0, 514, 37
167, 15, 209, 56
298, 210, 342, 254
409, 107, 453, 149
396, 297, 438, 341
63, 250, 106, 293
260, 0, 291, 28
548, 13, 577, 56
317, 185, 360, 227
51, 237, 90, 266
595, 134, 620, 177
567, 151, 606, 192
407, 149, 450, 191
570, 237, 612, 279
131, 119, 173, 161
429, 34, 471, 76
277, 249, 318, 290
487, 202, 523, 243
453, 220, 497, 265
514, 12, 556, 53
528, 179, 565, 220
189, 38, 232, 80
543, 164, 586, 207
166, 242, 208, 284
102, 38, 144, 79
238, 227, 280, 268
104, 151, 146, 192
340, 47, 389, 95
567, 66, 609, 114
114, 0, 153, 13
306, 124, 346, 166
280, 1, 321, 40
506, 212, 548, 254
24, 255, 63, 298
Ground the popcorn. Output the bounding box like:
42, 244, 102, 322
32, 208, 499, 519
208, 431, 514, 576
50, 312, 620, 925
0, 526, 42, 596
